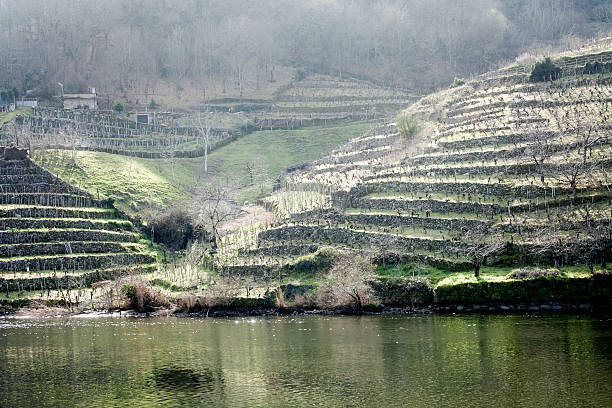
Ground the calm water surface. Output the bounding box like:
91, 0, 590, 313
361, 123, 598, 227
1, 314, 611, 407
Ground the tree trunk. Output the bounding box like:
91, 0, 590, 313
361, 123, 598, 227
204, 141, 208, 174
473, 263, 480, 278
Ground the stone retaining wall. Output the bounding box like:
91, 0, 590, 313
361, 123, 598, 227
291, 209, 489, 230
0, 206, 116, 220
0, 218, 132, 231
220, 264, 273, 277
0, 242, 138, 257
258, 225, 464, 255
350, 197, 500, 215
0, 183, 71, 194
0, 193, 94, 207
239, 244, 318, 257
0, 264, 156, 292
0, 229, 138, 244
0, 252, 155, 272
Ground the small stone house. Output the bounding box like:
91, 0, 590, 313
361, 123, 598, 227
63, 88, 97, 109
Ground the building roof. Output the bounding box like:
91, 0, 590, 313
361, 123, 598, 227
64, 93, 96, 99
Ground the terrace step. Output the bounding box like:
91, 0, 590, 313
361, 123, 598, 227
0, 242, 144, 257
346, 180, 512, 198
0, 160, 31, 169
238, 244, 318, 257
0, 167, 42, 176
0, 205, 116, 219
0, 229, 140, 244
0, 174, 49, 184
0, 252, 156, 272
0, 193, 94, 207
0, 217, 132, 231
0, 183, 72, 194
258, 225, 464, 255
219, 264, 273, 276
0, 263, 158, 292
290, 208, 490, 228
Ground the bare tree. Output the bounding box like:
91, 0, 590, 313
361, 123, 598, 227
582, 220, 612, 273
196, 109, 219, 175
192, 181, 239, 252
462, 225, 506, 277
548, 123, 608, 205
525, 128, 553, 184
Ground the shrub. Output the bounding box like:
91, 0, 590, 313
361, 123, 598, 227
121, 280, 169, 312
450, 77, 465, 88
582, 62, 606, 75
507, 268, 563, 280
120, 283, 136, 299
293, 292, 317, 308
293, 69, 308, 82
112, 101, 124, 113
368, 277, 433, 306
530, 58, 561, 82
396, 113, 419, 139
100, 197, 115, 208
148, 207, 194, 251
280, 248, 336, 277
281, 283, 316, 301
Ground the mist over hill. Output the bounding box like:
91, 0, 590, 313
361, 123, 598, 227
0, 0, 610, 105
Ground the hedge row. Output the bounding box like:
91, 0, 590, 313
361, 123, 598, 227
434, 273, 612, 305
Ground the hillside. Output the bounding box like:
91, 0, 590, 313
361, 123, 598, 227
3, 1, 610, 106
219, 48, 612, 286
0, 73, 404, 215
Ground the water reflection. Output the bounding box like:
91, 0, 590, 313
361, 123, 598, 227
0, 315, 611, 407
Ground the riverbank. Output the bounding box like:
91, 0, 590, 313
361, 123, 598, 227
2, 270, 610, 318
3, 299, 609, 319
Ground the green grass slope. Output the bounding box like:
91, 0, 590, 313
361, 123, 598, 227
32, 121, 377, 214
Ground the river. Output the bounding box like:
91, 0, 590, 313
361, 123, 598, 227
1, 314, 611, 407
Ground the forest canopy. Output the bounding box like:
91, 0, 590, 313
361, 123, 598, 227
0, 0, 610, 100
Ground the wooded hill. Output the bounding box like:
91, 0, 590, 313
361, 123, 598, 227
1, 0, 610, 107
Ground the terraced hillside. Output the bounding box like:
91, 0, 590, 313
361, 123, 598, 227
1, 108, 235, 158
0, 148, 156, 295
253, 74, 417, 130
220, 50, 612, 278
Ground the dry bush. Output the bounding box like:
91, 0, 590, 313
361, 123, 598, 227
316, 253, 376, 309
121, 279, 169, 312
175, 294, 209, 312
293, 292, 316, 308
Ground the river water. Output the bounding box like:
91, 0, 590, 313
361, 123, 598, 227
1, 314, 611, 407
